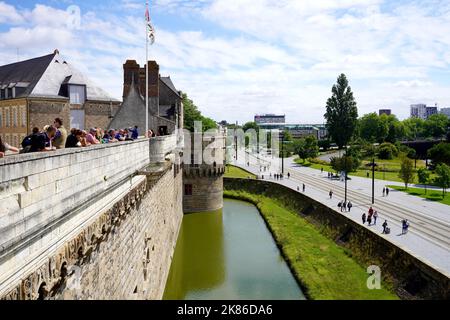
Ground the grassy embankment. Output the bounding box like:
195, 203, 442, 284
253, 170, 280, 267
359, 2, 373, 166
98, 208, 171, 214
295, 157, 436, 184
224, 190, 397, 300
224, 168, 397, 299
224, 165, 256, 179
388, 185, 450, 206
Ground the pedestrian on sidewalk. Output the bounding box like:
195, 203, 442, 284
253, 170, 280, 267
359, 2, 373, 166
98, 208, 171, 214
329, 190, 333, 199
382, 220, 389, 234
383, 187, 386, 197
287, 172, 290, 179
373, 211, 378, 225
270, 173, 272, 178
321, 167, 324, 173
347, 201, 353, 212
338, 201, 342, 210
302, 183, 306, 192
386, 187, 390, 196
402, 219, 410, 234
362, 213, 367, 225
367, 214, 372, 226
328, 172, 331, 179
368, 206, 374, 217
297, 186, 300, 191
342, 200, 347, 212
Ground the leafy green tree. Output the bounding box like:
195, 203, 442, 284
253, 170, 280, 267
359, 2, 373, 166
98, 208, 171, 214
294, 135, 319, 163
428, 142, 450, 166
330, 155, 358, 173
424, 114, 449, 139
182, 93, 217, 132
382, 114, 404, 143
434, 163, 450, 198
417, 168, 430, 194
399, 157, 415, 189
402, 117, 426, 140
359, 113, 388, 143
242, 121, 259, 132
324, 74, 358, 149
378, 142, 398, 160
318, 139, 331, 151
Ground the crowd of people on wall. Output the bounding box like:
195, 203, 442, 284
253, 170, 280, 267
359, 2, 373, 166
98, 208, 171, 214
0, 118, 164, 158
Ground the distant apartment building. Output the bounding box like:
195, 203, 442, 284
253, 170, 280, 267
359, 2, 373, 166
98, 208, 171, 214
426, 106, 438, 118
379, 109, 392, 116
440, 107, 450, 118
254, 114, 285, 124
410, 104, 427, 119
257, 123, 328, 141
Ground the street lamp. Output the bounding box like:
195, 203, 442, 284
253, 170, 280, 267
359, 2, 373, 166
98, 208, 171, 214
280, 131, 284, 175
366, 158, 378, 204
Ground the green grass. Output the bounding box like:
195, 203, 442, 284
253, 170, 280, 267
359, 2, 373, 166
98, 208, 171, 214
388, 185, 450, 206
224, 190, 398, 300
224, 165, 257, 179
294, 158, 436, 184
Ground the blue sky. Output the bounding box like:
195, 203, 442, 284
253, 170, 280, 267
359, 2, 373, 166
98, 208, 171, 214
1, 0, 450, 123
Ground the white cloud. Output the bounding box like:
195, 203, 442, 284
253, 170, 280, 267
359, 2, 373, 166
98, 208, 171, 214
0, 1, 23, 24
0, 0, 450, 124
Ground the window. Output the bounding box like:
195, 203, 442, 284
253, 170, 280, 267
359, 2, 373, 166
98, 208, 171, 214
5, 107, 9, 127
12, 106, 18, 127
69, 85, 86, 104
184, 184, 193, 196
21, 106, 26, 127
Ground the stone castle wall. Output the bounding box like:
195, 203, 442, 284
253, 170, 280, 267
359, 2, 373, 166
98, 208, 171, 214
224, 178, 450, 300
0, 139, 183, 299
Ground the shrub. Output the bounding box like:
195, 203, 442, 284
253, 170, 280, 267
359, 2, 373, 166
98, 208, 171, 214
378, 143, 398, 160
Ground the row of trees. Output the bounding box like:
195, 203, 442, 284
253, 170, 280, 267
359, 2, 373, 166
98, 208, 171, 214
183, 93, 217, 132
358, 112, 449, 143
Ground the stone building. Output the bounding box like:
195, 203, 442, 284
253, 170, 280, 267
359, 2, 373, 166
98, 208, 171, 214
108, 60, 183, 135
0, 50, 120, 147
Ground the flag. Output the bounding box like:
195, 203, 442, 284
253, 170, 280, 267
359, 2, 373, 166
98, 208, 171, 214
145, 2, 155, 44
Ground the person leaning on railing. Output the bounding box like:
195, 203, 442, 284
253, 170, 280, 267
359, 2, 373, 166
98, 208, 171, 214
0, 136, 19, 158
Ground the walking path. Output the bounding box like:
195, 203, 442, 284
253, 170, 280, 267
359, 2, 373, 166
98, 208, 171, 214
231, 149, 450, 277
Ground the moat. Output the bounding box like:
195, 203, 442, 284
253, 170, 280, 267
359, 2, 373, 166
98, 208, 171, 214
163, 199, 305, 300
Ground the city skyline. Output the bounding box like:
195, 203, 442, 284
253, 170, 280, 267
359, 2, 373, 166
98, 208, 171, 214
1, 0, 450, 124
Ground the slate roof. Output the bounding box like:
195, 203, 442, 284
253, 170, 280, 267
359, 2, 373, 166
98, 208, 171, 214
0, 53, 55, 97
160, 76, 181, 98
0, 51, 118, 102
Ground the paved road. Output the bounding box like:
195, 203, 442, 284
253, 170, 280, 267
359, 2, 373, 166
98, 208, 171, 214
231, 149, 450, 276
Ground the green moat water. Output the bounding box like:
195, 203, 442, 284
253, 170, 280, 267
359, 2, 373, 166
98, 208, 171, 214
163, 199, 305, 300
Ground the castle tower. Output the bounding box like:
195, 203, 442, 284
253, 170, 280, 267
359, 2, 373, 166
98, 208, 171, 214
182, 130, 226, 213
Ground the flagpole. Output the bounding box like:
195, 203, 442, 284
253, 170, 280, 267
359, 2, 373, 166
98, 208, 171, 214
145, 1, 149, 138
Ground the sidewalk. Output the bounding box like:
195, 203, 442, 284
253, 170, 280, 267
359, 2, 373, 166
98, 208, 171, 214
231, 150, 450, 276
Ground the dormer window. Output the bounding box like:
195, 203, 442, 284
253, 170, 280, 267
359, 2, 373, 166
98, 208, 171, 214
69, 84, 86, 104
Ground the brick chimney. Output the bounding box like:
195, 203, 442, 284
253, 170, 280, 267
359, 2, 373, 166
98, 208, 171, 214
139, 61, 159, 98
123, 60, 140, 99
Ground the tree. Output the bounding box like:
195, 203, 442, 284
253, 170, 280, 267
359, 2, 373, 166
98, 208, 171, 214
294, 135, 319, 163
402, 117, 425, 140
182, 93, 217, 132
324, 74, 358, 149
318, 139, 331, 151
417, 168, 430, 194
330, 155, 358, 173
378, 142, 398, 160
359, 113, 388, 143
398, 157, 414, 189
435, 164, 450, 198
428, 142, 450, 166
424, 114, 449, 139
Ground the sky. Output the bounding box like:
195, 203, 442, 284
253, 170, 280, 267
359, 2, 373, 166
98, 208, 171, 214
1, 0, 450, 124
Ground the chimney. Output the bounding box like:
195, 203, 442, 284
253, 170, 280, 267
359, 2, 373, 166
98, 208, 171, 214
123, 60, 140, 99
139, 61, 159, 98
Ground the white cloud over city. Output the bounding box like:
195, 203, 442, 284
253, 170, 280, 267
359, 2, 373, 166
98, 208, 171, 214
0, 0, 449, 123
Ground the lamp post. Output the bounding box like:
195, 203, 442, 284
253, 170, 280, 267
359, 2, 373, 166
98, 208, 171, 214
366, 158, 377, 205
235, 121, 238, 162
281, 131, 284, 175
344, 151, 348, 203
